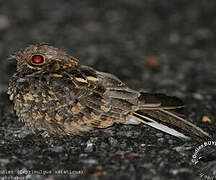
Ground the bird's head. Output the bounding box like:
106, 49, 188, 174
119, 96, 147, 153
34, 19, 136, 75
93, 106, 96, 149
12, 43, 79, 74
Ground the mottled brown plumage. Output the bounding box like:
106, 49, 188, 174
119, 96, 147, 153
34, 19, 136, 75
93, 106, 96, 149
8, 43, 210, 140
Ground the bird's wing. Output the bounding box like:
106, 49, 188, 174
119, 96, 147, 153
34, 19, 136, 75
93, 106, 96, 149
46, 66, 141, 133
56, 66, 210, 140
89, 70, 210, 140
64, 67, 142, 128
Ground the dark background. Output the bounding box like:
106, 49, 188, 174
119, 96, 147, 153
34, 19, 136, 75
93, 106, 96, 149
0, 0, 215, 179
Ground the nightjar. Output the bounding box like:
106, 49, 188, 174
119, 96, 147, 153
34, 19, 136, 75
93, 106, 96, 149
8, 43, 210, 140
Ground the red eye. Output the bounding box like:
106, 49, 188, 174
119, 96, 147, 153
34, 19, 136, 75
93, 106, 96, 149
32, 55, 45, 64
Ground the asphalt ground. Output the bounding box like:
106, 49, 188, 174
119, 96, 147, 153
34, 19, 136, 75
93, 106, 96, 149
0, 0, 215, 179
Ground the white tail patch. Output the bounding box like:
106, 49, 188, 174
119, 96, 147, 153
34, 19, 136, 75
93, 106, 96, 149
132, 113, 191, 139
125, 117, 141, 125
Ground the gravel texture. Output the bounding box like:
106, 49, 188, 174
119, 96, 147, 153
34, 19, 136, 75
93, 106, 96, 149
0, 0, 215, 180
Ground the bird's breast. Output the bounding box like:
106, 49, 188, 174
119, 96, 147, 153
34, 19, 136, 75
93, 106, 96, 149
9, 75, 80, 127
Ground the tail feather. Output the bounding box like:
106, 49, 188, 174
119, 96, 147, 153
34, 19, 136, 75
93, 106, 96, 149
131, 109, 210, 141
138, 93, 184, 109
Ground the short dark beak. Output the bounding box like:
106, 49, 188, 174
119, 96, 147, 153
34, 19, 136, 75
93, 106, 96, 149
8, 54, 18, 61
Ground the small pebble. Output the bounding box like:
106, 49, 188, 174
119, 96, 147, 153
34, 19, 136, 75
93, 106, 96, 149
157, 138, 165, 143
0, 158, 9, 164
0, 15, 11, 30
202, 115, 212, 123
50, 146, 64, 153
81, 159, 97, 165
173, 145, 192, 152
108, 137, 118, 146
156, 133, 164, 138
85, 142, 94, 152
193, 93, 204, 100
